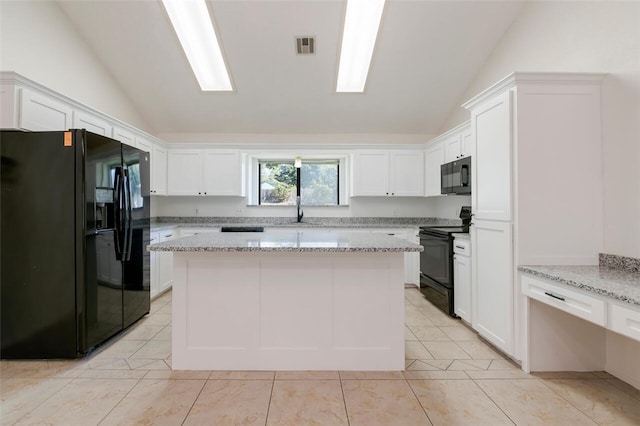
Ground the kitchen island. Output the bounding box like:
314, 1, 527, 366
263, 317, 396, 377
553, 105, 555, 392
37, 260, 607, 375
148, 230, 423, 371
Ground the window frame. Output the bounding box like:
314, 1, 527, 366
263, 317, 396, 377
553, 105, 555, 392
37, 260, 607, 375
247, 154, 349, 207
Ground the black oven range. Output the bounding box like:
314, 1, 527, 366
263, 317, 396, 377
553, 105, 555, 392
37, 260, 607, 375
419, 206, 472, 317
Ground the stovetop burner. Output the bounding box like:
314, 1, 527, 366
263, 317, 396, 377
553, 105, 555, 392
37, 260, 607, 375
419, 206, 472, 236
419, 226, 468, 236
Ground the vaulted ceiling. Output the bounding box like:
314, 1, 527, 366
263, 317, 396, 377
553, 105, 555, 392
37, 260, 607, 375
58, 0, 525, 135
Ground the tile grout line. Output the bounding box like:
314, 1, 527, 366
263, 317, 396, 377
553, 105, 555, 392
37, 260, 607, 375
95, 376, 144, 425
179, 377, 208, 426
263, 375, 276, 426
404, 376, 435, 425
469, 377, 517, 426
338, 372, 351, 426
535, 377, 608, 425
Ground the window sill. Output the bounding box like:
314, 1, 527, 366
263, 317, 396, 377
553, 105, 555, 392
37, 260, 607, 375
246, 204, 350, 208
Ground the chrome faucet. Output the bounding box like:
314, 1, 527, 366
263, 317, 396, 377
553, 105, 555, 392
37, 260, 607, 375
296, 195, 304, 223
295, 157, 303, 223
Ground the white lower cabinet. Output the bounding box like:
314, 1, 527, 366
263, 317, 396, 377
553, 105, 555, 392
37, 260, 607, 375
472, 220, 514, 356
521, 273, 640, 380
522, 275, 606, 326
453, 237, 471, 322
150, 229, 177, 299
610, 303, 640, 342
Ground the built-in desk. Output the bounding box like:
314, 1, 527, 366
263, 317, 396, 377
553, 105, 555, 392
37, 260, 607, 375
148, 230, 423, 371
519, 264, 640, 389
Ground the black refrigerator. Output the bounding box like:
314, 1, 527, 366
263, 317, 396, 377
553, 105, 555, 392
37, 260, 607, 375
1, 129, 150, 358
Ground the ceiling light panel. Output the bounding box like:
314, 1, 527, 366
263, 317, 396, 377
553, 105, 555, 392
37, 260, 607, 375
162, 0, 233, 91
336, 0, 386, 93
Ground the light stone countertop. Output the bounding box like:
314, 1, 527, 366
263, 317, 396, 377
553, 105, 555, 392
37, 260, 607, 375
452, 233, 470, 240
148, 230, 424, 253
518, 265, 640, 306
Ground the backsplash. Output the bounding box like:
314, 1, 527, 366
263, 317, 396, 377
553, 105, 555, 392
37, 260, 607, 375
599, 253, 640, 274
152, 216, 462, 226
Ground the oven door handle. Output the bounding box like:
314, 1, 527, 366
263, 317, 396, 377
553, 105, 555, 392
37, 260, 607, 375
419, 234, 450, 242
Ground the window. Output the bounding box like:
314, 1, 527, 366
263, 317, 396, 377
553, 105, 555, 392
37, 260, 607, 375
258, 159, 340, 206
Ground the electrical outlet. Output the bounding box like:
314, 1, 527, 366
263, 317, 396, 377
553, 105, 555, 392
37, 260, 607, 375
235, 208, 243, 216
392, 208, 398, 217
195, 208, 199, 215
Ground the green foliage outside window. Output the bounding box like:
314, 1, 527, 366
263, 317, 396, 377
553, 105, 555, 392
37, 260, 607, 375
259, 160, 338, 206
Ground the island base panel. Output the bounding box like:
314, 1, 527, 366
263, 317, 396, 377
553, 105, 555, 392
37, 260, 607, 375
171, 251, 405, 370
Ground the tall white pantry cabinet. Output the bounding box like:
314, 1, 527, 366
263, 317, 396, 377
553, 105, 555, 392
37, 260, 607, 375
463, 73, 604, 360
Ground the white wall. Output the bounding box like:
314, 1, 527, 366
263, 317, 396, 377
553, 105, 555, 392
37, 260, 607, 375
0, 1, 151, 132
443, 1, 640, 258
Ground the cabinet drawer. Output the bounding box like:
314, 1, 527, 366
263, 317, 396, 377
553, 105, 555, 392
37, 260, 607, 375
610, 303, 640, 342
522, 275, 606, 326
453, 238, 471, 256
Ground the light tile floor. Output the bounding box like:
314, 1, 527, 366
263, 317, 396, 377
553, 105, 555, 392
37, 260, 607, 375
2, 287, 640, 425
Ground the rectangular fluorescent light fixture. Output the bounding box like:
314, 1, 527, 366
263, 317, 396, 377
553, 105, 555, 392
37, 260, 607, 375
336, 0, 385, 92
162, 0, 233, 91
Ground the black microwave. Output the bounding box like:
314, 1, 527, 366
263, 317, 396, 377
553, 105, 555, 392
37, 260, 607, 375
441, 157, 471, 195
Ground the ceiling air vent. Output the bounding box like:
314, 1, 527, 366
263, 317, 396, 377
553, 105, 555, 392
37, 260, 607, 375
296, 36, 315, 55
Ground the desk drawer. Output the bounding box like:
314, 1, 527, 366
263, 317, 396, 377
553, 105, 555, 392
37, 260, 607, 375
610, 303, 640, 342
522, 275, 606, 326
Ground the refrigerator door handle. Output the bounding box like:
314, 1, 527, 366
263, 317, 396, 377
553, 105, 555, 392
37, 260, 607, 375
123, 169, 133, 261
113, 168, 125, 261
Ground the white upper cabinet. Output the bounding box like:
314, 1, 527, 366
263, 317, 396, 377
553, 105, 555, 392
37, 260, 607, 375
168, 149, 245, 196
352, 151, 424, 197
112, 126, 136, 147
444, 134, 463, 163
135, 136, 167, 195
424, 142, 444, 197
72, 110, 113, 136
391, 151, 424, 196
0, 83, 17, 129
168, 150, 202, 195
352, 152, 388, 196
470, 90, 513, 222
18, 87, 73, 131
202, 150, 246, 196
151, 145, 168, 195
444, 123, 473, 162
424, 120, 471, 197
461, 127, 473, 158
135, 137, 152, 152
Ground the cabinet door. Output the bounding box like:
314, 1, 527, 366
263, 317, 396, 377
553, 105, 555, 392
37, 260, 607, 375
424, 143, 444, 197
73, 110, 112, 136
152, 146, 168, 195
135, 137, 152, 153
202, 150, 244, 196
461, 128, 473, 158
149, 232, 160, 299
454, 254, 471, 322
167, 150, 202, 195
443, 135, 462, 163
390, 151, 424, 196
352, 152, 389, 196
472, 220, 513, 355
112, 126, 136, 147
471, 90, 513, 221
0, 84, 17, 128
19, 88, 72, 131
